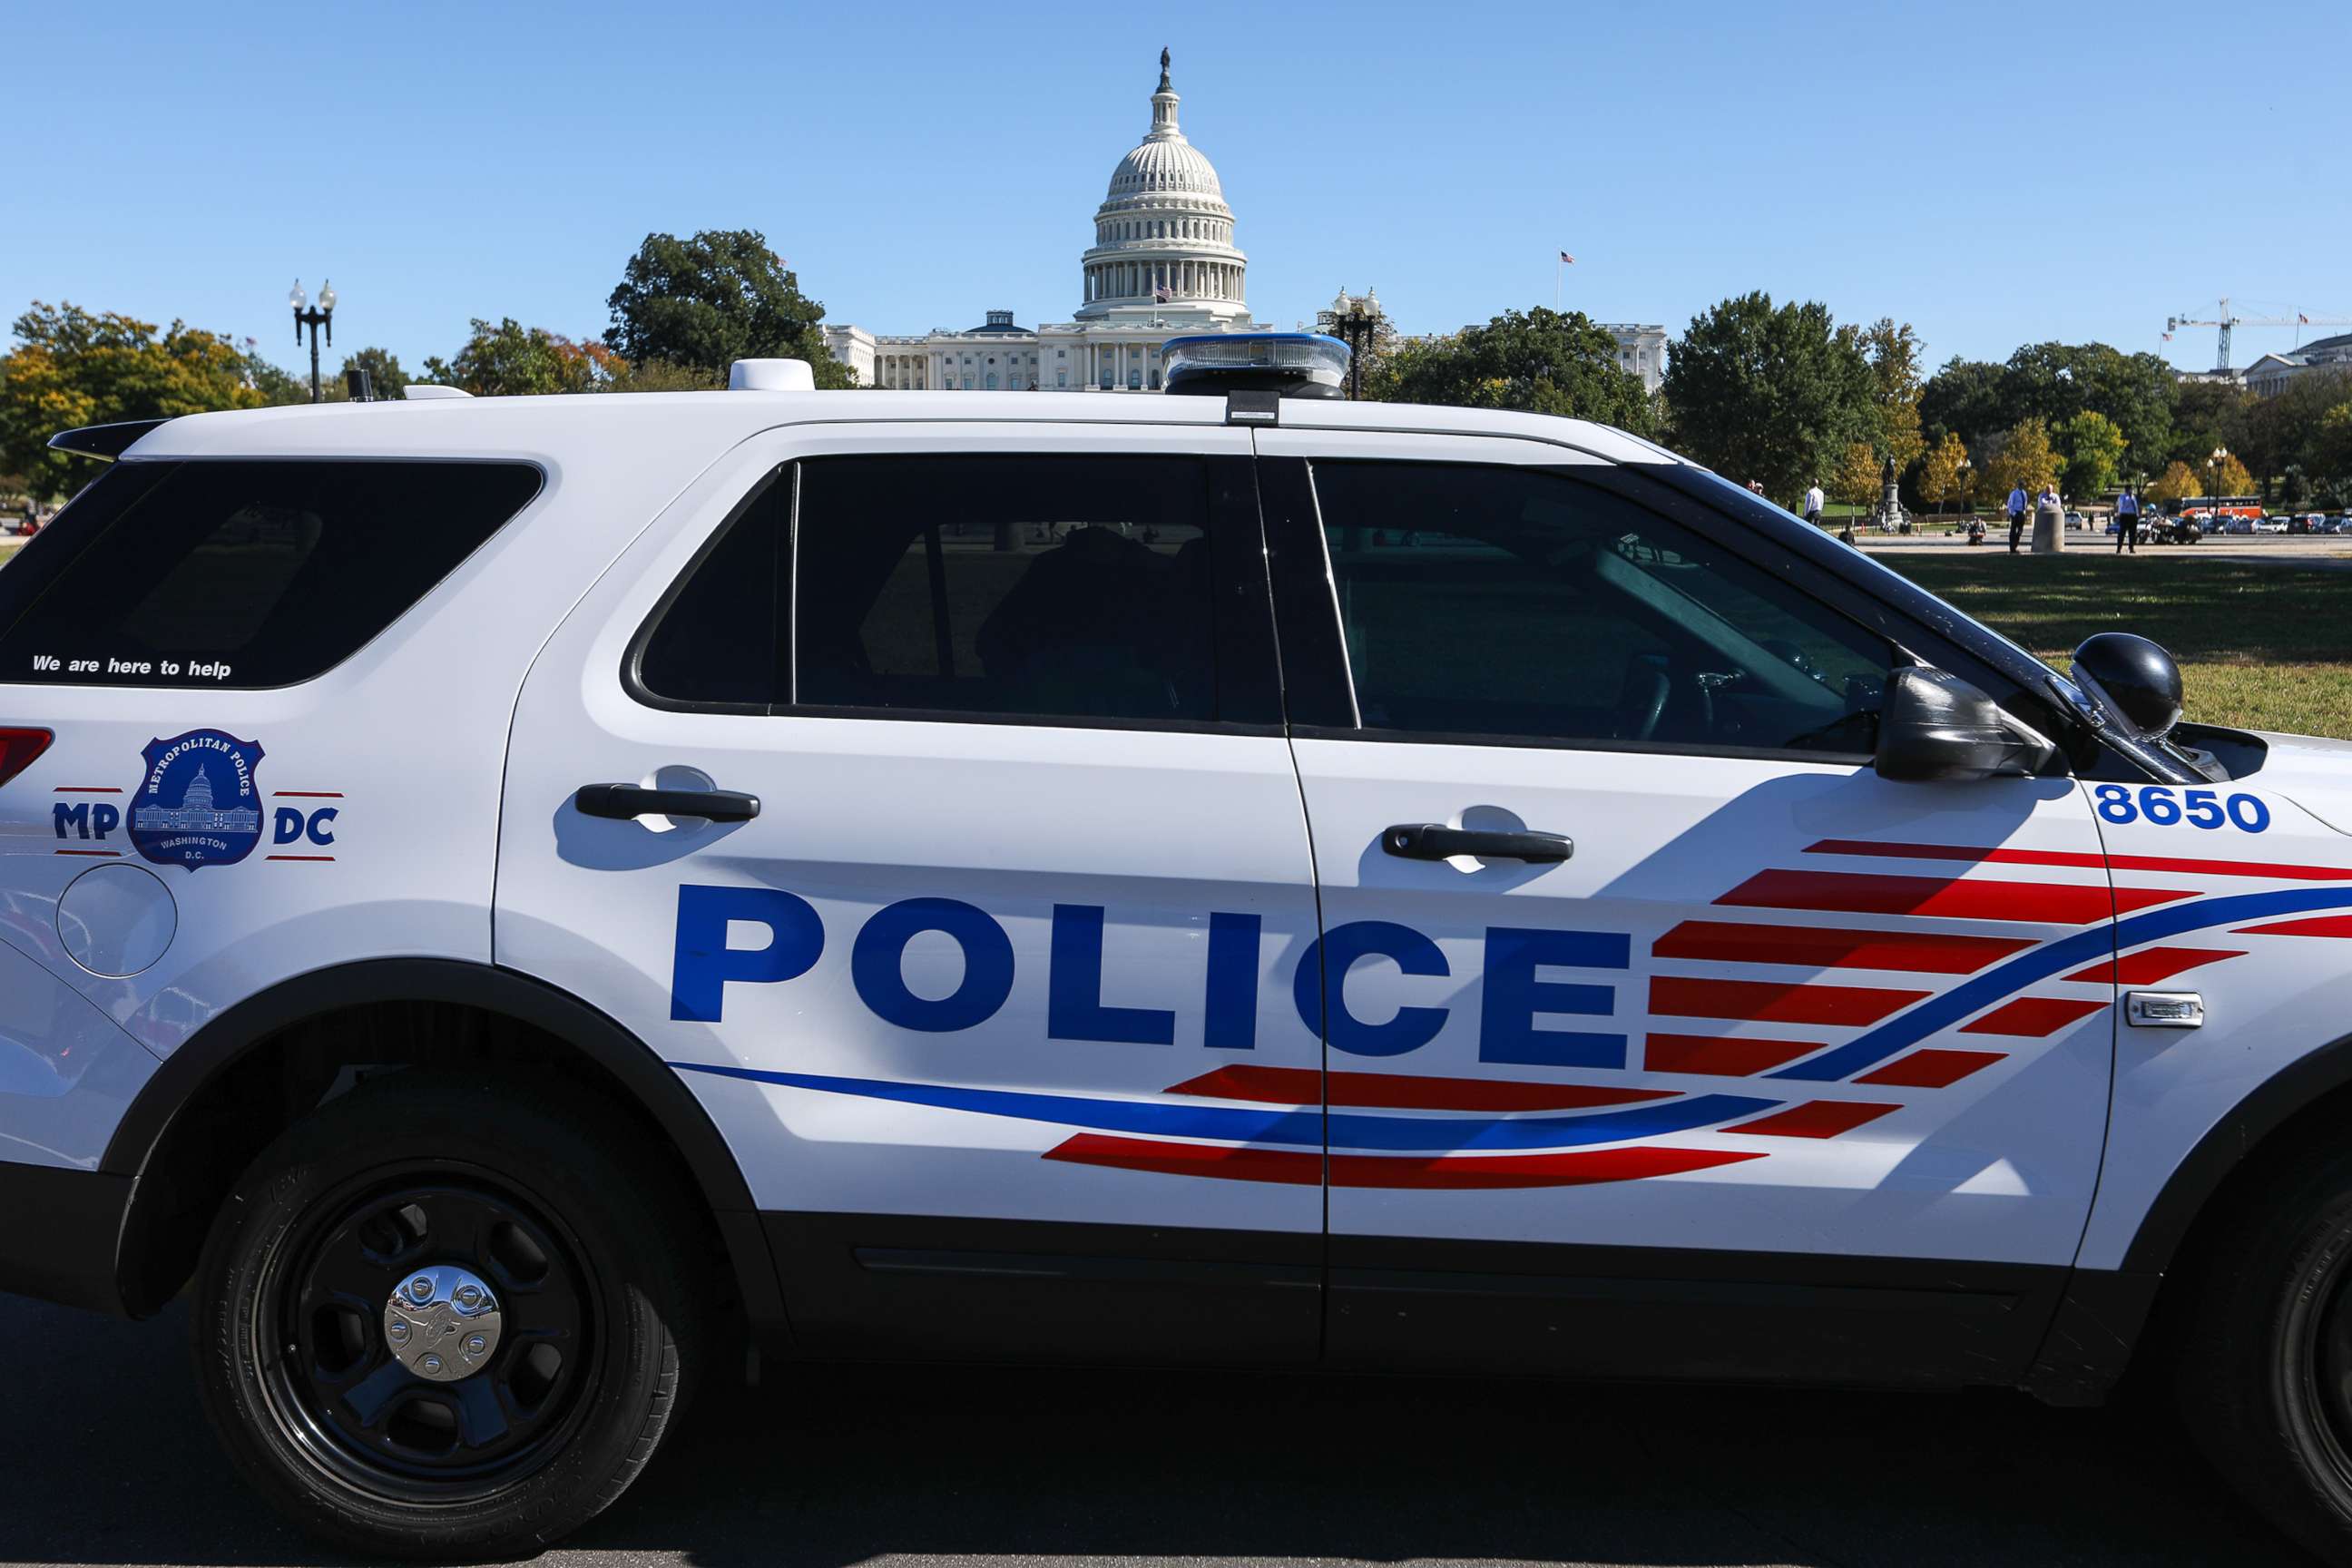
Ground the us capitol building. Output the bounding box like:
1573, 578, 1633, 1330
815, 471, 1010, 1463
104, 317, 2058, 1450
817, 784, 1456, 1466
825, 52, 1668, 397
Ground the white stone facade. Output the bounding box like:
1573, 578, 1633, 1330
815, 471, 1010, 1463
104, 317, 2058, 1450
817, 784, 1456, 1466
824, 52, 1268, 395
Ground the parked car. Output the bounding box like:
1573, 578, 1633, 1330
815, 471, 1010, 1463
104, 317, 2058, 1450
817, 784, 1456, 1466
2063, 510, 2088, 531
2255, 514, 2289, 534
2224, 515, 2255, 534
17, 345, 2352, 1562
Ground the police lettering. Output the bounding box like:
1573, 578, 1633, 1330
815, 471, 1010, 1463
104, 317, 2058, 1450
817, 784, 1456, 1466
667, 884, 1629, 1059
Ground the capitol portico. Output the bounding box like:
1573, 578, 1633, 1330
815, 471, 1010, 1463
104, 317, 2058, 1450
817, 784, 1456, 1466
825, 50, 1269, 394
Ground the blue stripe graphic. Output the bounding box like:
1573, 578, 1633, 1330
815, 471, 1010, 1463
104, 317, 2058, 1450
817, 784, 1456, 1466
1769, 884, 2352, 1082
669, 1063, 1777, 1152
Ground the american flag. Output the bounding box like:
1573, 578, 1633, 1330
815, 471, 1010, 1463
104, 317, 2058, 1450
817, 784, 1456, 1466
1560, 250, 1575, 264
2300, 313, 2311, 325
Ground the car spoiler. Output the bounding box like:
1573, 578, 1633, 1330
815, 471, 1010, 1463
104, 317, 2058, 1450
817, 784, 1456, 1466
47, 418, 170, 462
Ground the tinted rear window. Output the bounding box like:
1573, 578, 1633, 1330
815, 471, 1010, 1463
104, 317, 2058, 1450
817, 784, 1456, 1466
0, 459, 541, 687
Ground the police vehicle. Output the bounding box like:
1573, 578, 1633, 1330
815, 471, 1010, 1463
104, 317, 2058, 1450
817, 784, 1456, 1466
6, 336, 2352, 1562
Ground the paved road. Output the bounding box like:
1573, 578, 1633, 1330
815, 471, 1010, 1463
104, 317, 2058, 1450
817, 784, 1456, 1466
0, 1293, 2312, 1567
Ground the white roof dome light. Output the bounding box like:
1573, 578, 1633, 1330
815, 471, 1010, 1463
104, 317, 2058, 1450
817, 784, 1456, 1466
728, 358, 817, 392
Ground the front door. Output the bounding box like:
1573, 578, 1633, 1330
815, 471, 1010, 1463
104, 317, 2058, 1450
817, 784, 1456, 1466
498, 424, 1325, 1365
1259, 435, 2118, 1385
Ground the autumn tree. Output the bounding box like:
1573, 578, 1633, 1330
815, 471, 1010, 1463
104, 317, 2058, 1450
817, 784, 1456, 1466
1980, 417, 2060, 498
1367, 307, 1653, 433
1916, 431, 1971, 514
2212, 452, 2256, 498
1829, 440, 1882, 508
0, 302, 264, 498
422, 318, 622, 397
2058, 409, 2127, 499
1839, 317, 1926, 477
604, 230, 854, 388
2147, 460, 2202, 504
1663, 292, 1874, 503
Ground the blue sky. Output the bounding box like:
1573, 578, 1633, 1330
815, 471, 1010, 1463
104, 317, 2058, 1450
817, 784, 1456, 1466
6, 0, 2345, 383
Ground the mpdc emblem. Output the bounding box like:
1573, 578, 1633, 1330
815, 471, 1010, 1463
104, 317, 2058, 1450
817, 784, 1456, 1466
128, 730, 267, 871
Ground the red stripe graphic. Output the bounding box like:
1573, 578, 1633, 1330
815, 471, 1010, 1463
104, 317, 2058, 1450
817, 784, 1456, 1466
1044, 1136, 1319, 1184
1715, 868, 2176, 924
1044, 1135, 1765, 1188
1960, 996, 2110, 1037
1330, 1147, 1766, 1189
51, 786, 122, 794
53, 848, 121, 857
1645, 1033, 1826, 1076
1856, 1048, 2006, 1087
1163, 1065, 1671, 1111
270, 790, 345, 799
2233, 916, 2352, 939
2063, 946, 2244, 985
265, 855, 336, 863
1654, 919, 2030, 974
1809, 838, 2352, 884
1727, 1101, 1899, 1138
1650, 975, 1927, 1026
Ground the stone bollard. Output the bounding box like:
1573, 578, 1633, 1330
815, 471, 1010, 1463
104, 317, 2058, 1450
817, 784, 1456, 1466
2033, 508, 2065, 553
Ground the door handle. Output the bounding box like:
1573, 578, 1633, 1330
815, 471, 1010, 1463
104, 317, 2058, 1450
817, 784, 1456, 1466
1382, 823, 1573, 863
574, 783, 761, 823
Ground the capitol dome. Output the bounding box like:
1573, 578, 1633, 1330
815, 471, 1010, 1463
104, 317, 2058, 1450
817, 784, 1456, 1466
1075, 50, 1249, 323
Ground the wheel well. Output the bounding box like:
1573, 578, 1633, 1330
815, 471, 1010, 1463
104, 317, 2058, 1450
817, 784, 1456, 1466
110, 979, 774, 1343
2160, 1073, 2352, 1294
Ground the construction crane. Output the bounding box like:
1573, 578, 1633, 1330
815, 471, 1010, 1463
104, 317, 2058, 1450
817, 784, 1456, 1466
2167, 299, 2352, 372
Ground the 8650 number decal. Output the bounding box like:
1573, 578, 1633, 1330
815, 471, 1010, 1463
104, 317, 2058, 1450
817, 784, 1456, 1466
2092, 784, 2269, 832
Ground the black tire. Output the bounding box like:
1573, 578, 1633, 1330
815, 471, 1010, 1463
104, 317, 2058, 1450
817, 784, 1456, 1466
2177, 1145, 2352, 1566
191, 1067, 706, 1560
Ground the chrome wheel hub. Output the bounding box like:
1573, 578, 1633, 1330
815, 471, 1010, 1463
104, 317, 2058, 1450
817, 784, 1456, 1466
383, 1263, 503, 1382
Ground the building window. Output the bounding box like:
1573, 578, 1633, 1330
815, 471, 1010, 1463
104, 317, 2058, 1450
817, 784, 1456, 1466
986, 373, 999, 390
1057, 369, 1069, 387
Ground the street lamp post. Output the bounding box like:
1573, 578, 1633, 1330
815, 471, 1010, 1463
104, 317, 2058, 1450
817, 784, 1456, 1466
1327, 287, 1381, 400
290, 278, 337, 403
1955, 456, 1971, 523
2209, 445, 2230, 528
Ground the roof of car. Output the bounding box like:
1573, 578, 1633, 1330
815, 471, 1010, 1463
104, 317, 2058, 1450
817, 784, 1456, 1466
121, 389, 1678, 469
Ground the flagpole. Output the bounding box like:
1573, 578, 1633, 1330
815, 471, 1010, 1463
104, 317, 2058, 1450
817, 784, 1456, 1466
1554, 254, 1562, 312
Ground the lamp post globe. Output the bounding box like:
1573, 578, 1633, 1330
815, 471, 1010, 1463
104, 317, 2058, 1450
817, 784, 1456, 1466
290, 276, 339, 405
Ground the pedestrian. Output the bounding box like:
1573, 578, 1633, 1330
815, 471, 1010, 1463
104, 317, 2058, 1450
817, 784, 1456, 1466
1747, 478, 1766, 496
2006, 480, 2029, 553
2115, 485, 2141, 554
1802, 480, 1824, 530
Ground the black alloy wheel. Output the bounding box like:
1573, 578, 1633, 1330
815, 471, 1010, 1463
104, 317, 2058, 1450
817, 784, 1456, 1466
193, 1067, 704, 1560
260, 1171, 595, 1496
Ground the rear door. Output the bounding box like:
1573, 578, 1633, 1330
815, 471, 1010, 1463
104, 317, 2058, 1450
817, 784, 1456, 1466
1257, 432, 2119, 1385
496, 422, 1328, 1365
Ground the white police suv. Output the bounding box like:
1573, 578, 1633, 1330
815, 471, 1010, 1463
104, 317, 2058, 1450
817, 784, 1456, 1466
7, 339, 2352, 1561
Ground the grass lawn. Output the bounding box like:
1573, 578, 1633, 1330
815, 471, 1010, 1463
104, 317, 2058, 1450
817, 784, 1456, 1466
1874, 552, 2352, 740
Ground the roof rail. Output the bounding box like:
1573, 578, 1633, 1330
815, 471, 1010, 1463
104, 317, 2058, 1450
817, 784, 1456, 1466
47, 418, 169, 462
404, 385, 474, 400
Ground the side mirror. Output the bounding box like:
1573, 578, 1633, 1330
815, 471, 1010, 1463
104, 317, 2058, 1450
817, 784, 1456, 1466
2072, 632, 2183, 741
1876, 666, 2057, 782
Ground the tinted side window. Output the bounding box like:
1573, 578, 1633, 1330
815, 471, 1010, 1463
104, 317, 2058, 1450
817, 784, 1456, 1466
633, 470, 788, 709
0, 459, 540, 688
794, 455, 1218, 723
1311, 461, 1892, 755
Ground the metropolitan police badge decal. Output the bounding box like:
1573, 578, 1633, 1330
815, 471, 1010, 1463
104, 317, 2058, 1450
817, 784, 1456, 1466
128, 730, 267, 871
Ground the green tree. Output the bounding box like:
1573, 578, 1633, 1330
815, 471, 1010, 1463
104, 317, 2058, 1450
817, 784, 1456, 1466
2212, 452, 2256, 498
1367, 307, 1653, 433
1919, 357, 2006, 447
1916, 430, 1970, 513
1980, 416, 2060, 498
1662, 291, 1874, 504
604, 230, 854, 388
422, 318, 620, 397
239, 343, 313, 406
2167, 377, 2252, 468
600, 358, 721, 394
338, 346, 408, 400
0, 301, 265, 498
2147, 459, 2201, 505
2058, 409, 2127, 499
